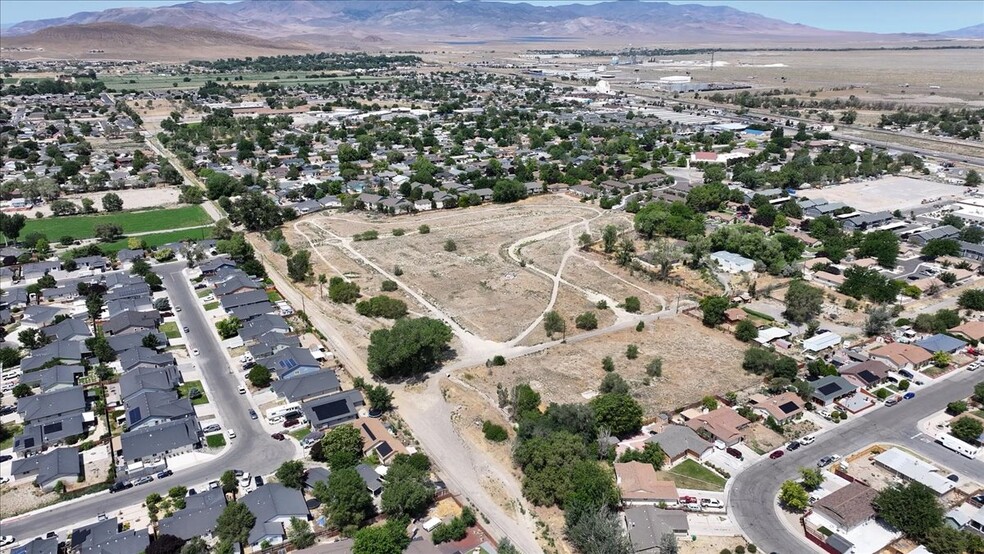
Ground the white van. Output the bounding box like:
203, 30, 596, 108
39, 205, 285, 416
422, 517, 442, 532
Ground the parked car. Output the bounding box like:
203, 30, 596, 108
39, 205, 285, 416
233, 469, 245, 477
238, 386, 247, 395
903, 392, 916, 400
209, 480, 220, 490
0, 476, 9, 484
109, 481, 132, 493
770, 450, 785, 460
283, 419, 300, 428
192, 348, 200, 356
271, 433, 285, 441
799, 435, 815, 445
786, 441, 801, 452
227, 429, 236, 439
0, 454, 11, 462
817, 454, 841, 467
254, 475, 264, 488
700, 498, 723, 509
175, 306, 182, 312
971, 494, 984, 505
248, 409, 258, 420
133, 476, 154, 486
187, 488, 197, 496
678, 495, 698, 504
183, 326, 190, 333
202, 424, 221, 433
885, 397, 899, 406
97, 513, 108, 521
2, 536, 16, 546
947, 474, 959, 482
725, 447, 744, 460
156, 470, 173, 479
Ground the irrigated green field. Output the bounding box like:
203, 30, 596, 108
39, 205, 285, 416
98, 72, 390, 92
23, 206, 212, 241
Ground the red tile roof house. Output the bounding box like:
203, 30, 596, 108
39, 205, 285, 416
749, 392, 805, 425
868, 343, 933, 372
685, 408, 752, 446
614, 462, 680, 506
951, 320, 984, 343
691, 151, 720, 164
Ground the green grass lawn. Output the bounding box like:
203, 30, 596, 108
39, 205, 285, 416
197, 288, 213, 298
206, 434, 226, 448
974, 410, 984, 419
203, 302, 219, 311
659, 459, 727, 492
177, 380, 209, 405
160, 322, 180, 339
23, 205, 212, 241
1, 423, 23, 450
267, 290, 283, 302
289, 428, 312, 441
100, 227, 214, 255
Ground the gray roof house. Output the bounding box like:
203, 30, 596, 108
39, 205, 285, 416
119, 365, 182, 403
623, 506, 690, 553
356, 463, 383, 495
125, 390, 194, 431
9, 447, 81, 491
104, 282, 152, 302
199, 256, 236, 275
106, 298, 154, 318
18, 386, 86, 424
21, 305, 68, 328
213, 272, 262, 297
645, 425, 713, 464
118, 347, 174, 372
45, 316, 93, 342
909, 225, 960, 245
301, 389, 364, 430
239, 314, 290, 342
915, 333, 968, 354
103, 310, 160, 336
19, 364, 84, 392
21, 340, 91, 372
120, 418, 202, 465
157, 487, 227, 540
71, 518, 122, 550
12, 537, 58, 554
229, 301, 276, 321
14, 414, 86, 455
115, 249, 145, 264
810, 375, 859, 407
219, 289, 270, 311
107, 331, 166, 353
240, 484, 309, 547
262, 346, 321, 380
77, 528, 149, 554
843, 211, 894, 232
271, 370, 341, 403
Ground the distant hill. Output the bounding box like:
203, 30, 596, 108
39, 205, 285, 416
3, 0, 895, 44
939, 23, 984, 39
0, 23, 311, 60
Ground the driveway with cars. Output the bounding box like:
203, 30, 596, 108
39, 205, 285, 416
0, 262, 298, 540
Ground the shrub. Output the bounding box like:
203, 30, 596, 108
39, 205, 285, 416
636, 321, 645, 332
602, 356, 615, 372
381, 280, 398, 292
444, 239, 457, 252
626, 344, 639, 359
392, 228, 405, 237
646, 357, 663, 378
482, 421, 508, 442
575, 312, 598, 330
418, 224, 430, 234
491, 355, 506, 366
624, 296, 641, 313
596, 299, 608, 310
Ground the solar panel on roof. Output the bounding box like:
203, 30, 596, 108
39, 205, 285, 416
43, 422, 63, 434
778, 401, 798, 414
311, 399, 349, 421
376, 442, 393, 458
278, 358, 298, 370
858, 370, 877, 383
23, 437, 35, 448
817, 383, 842, 396
361, 423, 377, 441
128, 407, 142, 423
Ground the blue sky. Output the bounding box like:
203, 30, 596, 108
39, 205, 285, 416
2, 0, 982, 33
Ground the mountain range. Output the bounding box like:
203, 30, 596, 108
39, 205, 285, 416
2, 0, 980, 60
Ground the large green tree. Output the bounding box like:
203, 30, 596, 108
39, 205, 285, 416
367, 317, 452, 379
274, 460, 306, 489
699, 295, 729, 327
313, 467, 375, 533
321, 424, 364, 470
589, 393, 643, 437
858, 230, 899, 268
214, 502, 256, 546
874, 482, 944, 540
351, 519, 411, 554
784, 280, 824, 324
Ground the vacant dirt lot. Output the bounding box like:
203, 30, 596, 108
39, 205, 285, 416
465, 316, 757, 416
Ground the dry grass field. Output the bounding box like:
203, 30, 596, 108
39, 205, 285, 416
462, 316, 757, 417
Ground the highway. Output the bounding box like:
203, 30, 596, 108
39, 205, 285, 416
0, 262, 294, 540
729, 367, 984, 554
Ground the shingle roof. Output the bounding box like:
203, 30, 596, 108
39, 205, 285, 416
813, 482, 877, 530
645, 425, 712, 460
240, 484, 309, 545
10, 447, 80, 488
12, 537, 58, 554
120, 418, 200, 461
301, 389, 364, 429
809, 375, 858, 403
17, 386, 86, 423
271, 370, 340, 402
157, 487, 227, 540
914, 333, 968, 354
614, 462, 678, 501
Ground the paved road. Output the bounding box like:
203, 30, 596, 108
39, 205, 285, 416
1, 262, 293, 539
730, 367, 984, 554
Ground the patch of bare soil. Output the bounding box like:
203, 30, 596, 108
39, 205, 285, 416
517, 283, 618, 347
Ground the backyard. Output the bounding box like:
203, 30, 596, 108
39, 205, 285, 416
177, 380, 209, 405
656, 459, 728, 492
22, 205, 212, 241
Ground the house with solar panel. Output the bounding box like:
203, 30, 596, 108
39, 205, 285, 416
260, 346, 322, 380
748, 392, 805, 425
809, 375, 858, 407
300, 389, 365, 430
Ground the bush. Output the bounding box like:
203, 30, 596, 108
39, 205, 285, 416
444, 239, 457, 252
355, 295, 408, 319
381, 280, 398, 292
646, 358, 663, 378
353, 230, 379, 241
626, 344, 639, 359
392, 228, 405, 237
491, 355, 506, 366
602, 356, 615, 372
636, 321, 645, 332
482, 421, 508, 442
418, 224, 431, 234
575, 312, 598, 330
946, 401, 968, 415
624, 296, 641, 313
596, 299, 608, 310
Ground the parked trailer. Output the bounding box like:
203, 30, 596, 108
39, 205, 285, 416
936, 433, 981, 459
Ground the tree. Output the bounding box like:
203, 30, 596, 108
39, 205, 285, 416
102, 193, 124, 212
543, 310, 566, 338
444, 239, 457, 252
932, 350, 952, 368
958, 289, 984, 311
626, 344, 639, 359
783, 280, 823, 325
287, 250, 312, 282
321, 424, 364, 469
153, 297, 171, 312
220, 470, 238, 495
574, 311, 599, 331
142, 333, 161, 349
86, 335, 116, 363
216, 317, 242, 339
514, 431, 591, 506
602, 225, 618, 253
590, 393, 643, 437
950, 417, 984, 444
0, 212, 27, 244
602, 356, 615, 372
735, 319, 758, 342
94, 223, 124, 242
215, 501, 256, 546
921, 238, 961, 259
367, 317, 453, 379
50, 199, 79, 216
874, 482, 944, 540
275, 460, 306, 489
659, 534, 679, 554
366, 384, 394, 413
579, 232, 592, 249
287, 517, 315, 549
12, 383, 34, 398
624, 296, 641, 313
699, 295, 729, 326
328, 277, 361, 304
646, 357, 663, 378
599, 373, 629, 395
617, 442, 666, 470
148, 535, 186, 554
381, 456, 435, 518
352, 519, 410, 554
799, 467, 824, 491
779, 480, 809, 512
19, 328, 51, 350
564, 506, 632, 554
380, 279, 398, 292
858, 230, 899, 268
923, 526, 984, 554
246, 364, 272, 388
355, 296, 408, 319
314, 467, 375, 532
180, 537, 209, 554
967, 169, 982, 187
864, 304, 894, 336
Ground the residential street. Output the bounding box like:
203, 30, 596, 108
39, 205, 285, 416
0, 262, 295, 539
730, 367, 984, 554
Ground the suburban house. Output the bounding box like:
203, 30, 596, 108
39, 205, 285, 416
213, 272, 262, 297
809, 375, 859, 407
644, 425, 712, 466
157, 487, 227, 540
107, 331, 166, 353
356, 417, 407, 464
218, 289, 270, 312
710, 251, 755, 273
71, 518, 149, 554
842, 211, 894, 232
805, 482, 879, 554
119, 365, 182, 403
875, 447, 956, 495
19, 364, 85, 392
623, 507, 690, 554
117, 347, 175, 372
839, 359, 891, 390
262, 346, 322, 380
198, 256, 236, 276
9, 447, 81, 491
356, 463, 384, 496
14, 413, 87, 456
45, 317, 93, 342
124, 390, 195, 431
915, 334, 968, 355
18, 386, 87, 426
684, 408, 751, 446
20, 340, 90, 372
238, 314, 290, 342
103, 310, 161, 336
240, 484, 310, 548
908, 225, 960, 246
748, 392, 805, 424
614, 461, 679, 505
301, 389, 365, 430
869, 343, 933, 371
802, 331, 842, 353
950, 320, 984, 343
11, 537, 58, 554
119, 418, 202, 467
271, 370, 341, 403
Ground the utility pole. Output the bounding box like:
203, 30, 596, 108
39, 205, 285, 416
710, 50, 715, 71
